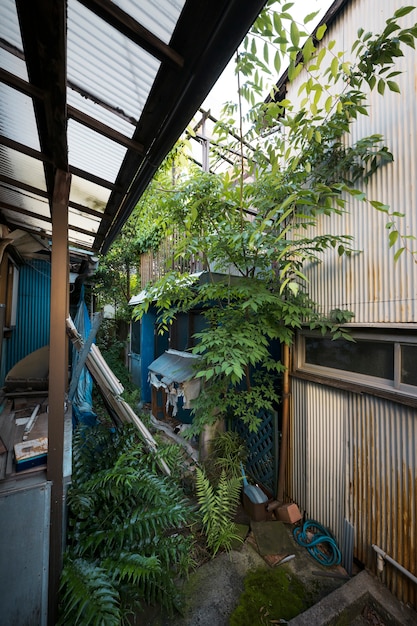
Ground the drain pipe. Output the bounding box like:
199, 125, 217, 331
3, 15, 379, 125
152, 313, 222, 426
372, 544, 417, 585
277, 343, 290, 504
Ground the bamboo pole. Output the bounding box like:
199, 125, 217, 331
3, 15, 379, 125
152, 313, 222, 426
66, 317, 124, 395
66, 316, 170, 476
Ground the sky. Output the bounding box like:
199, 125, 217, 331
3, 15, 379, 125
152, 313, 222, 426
202, 0, 332, 118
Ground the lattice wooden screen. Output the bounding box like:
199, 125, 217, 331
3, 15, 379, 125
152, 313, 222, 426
232, 409, 279, 497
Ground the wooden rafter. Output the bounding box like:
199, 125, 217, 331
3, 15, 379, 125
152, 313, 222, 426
78, 0, 184, 68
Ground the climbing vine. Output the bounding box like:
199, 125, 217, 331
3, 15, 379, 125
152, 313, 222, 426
131, 3, 417, 434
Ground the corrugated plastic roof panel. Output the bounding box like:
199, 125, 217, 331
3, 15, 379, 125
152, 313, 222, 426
1, 0, 267, 256
68, 175, 110, 212
68, 119, 127, 183
0, 0, 23, 50
67, 0, 160, 122
67, 88, 136, 136
68, 208, 101, 234
113, 0, 186, 45
0, 186, 49, 216
68, 230, 95, 249
0, 48, 27, 81
1, 207, 50, 234
0, 84, 40, 150
0, 149, 46, 191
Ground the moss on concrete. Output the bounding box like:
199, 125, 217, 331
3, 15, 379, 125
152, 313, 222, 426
229, 565, 313, 626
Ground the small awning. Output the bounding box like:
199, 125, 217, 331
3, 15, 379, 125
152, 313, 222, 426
148, 349, 199, 385
128, 290, 148, 306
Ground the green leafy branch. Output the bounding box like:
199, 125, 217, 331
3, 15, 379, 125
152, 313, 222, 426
369, 200, 417, 264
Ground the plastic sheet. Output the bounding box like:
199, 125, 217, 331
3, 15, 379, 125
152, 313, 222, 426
71, 292, 97, 427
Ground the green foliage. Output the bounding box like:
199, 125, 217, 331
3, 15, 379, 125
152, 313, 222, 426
105, 4, 417, 438
131, 5, 417, 435
59, 424, 196, 624
229, 566, 313, 625
59, 558, 122, 626
195, 466, 243, 557
239, 1, 417, 254
91, 224, 141, 322
135, 271, 351, 433
62, 4, 417, 621
91, 143, 198, 319
95, 319, 139, 403
203, 430, 248, 484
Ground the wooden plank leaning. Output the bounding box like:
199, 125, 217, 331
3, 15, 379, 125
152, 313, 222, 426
66, 316, 170, 476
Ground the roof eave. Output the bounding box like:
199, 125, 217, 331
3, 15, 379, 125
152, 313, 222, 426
267, 0, 351, 104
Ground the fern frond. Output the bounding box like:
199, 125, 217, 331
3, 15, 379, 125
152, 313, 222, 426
209, 522, 243, 554
62, 422, 196, 619
195, 467, 243, 556
59, 557, 121, 626
217, 471, 242, 514
66, 488, 96, 518
87, 462, 180, 504
103, 552, 161, 585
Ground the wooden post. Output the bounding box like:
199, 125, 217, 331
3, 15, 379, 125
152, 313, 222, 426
47, 169, 71, 625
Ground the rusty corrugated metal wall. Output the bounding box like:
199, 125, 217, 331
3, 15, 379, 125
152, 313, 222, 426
284, 0, 417, 609
349, 392, 417, 604
290, 378, 417, 607
286, 0, 417, 322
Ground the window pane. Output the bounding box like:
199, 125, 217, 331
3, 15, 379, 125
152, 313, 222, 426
401, 345, 417, 386
305, 338, 394, 380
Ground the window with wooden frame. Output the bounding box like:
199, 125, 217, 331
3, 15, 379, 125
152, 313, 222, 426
295, 330, 417, 399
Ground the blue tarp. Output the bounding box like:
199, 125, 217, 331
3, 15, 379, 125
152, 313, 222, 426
71, 293, 97, 427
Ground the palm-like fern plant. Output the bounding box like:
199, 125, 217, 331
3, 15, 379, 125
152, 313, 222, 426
59, 424, 195, 625
195, 466, 243, 557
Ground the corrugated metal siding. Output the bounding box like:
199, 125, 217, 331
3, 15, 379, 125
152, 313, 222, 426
290, 377, 417, 608
348, 392, 417, 606
285, 0, 417, 323
289, 380, 348, 549
6, 259, 51, 374
284, 0, 416, 609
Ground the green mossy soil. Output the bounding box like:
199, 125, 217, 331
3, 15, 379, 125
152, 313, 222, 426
229, 565, 313, 626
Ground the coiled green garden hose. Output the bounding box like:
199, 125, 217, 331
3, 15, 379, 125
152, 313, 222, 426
293, 520, 342, 566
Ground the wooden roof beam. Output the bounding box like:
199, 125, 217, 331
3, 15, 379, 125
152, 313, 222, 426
78, 0, 184, 68
67, 106, 144, 154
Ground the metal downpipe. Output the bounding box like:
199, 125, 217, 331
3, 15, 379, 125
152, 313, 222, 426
277, 342, 290, 503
